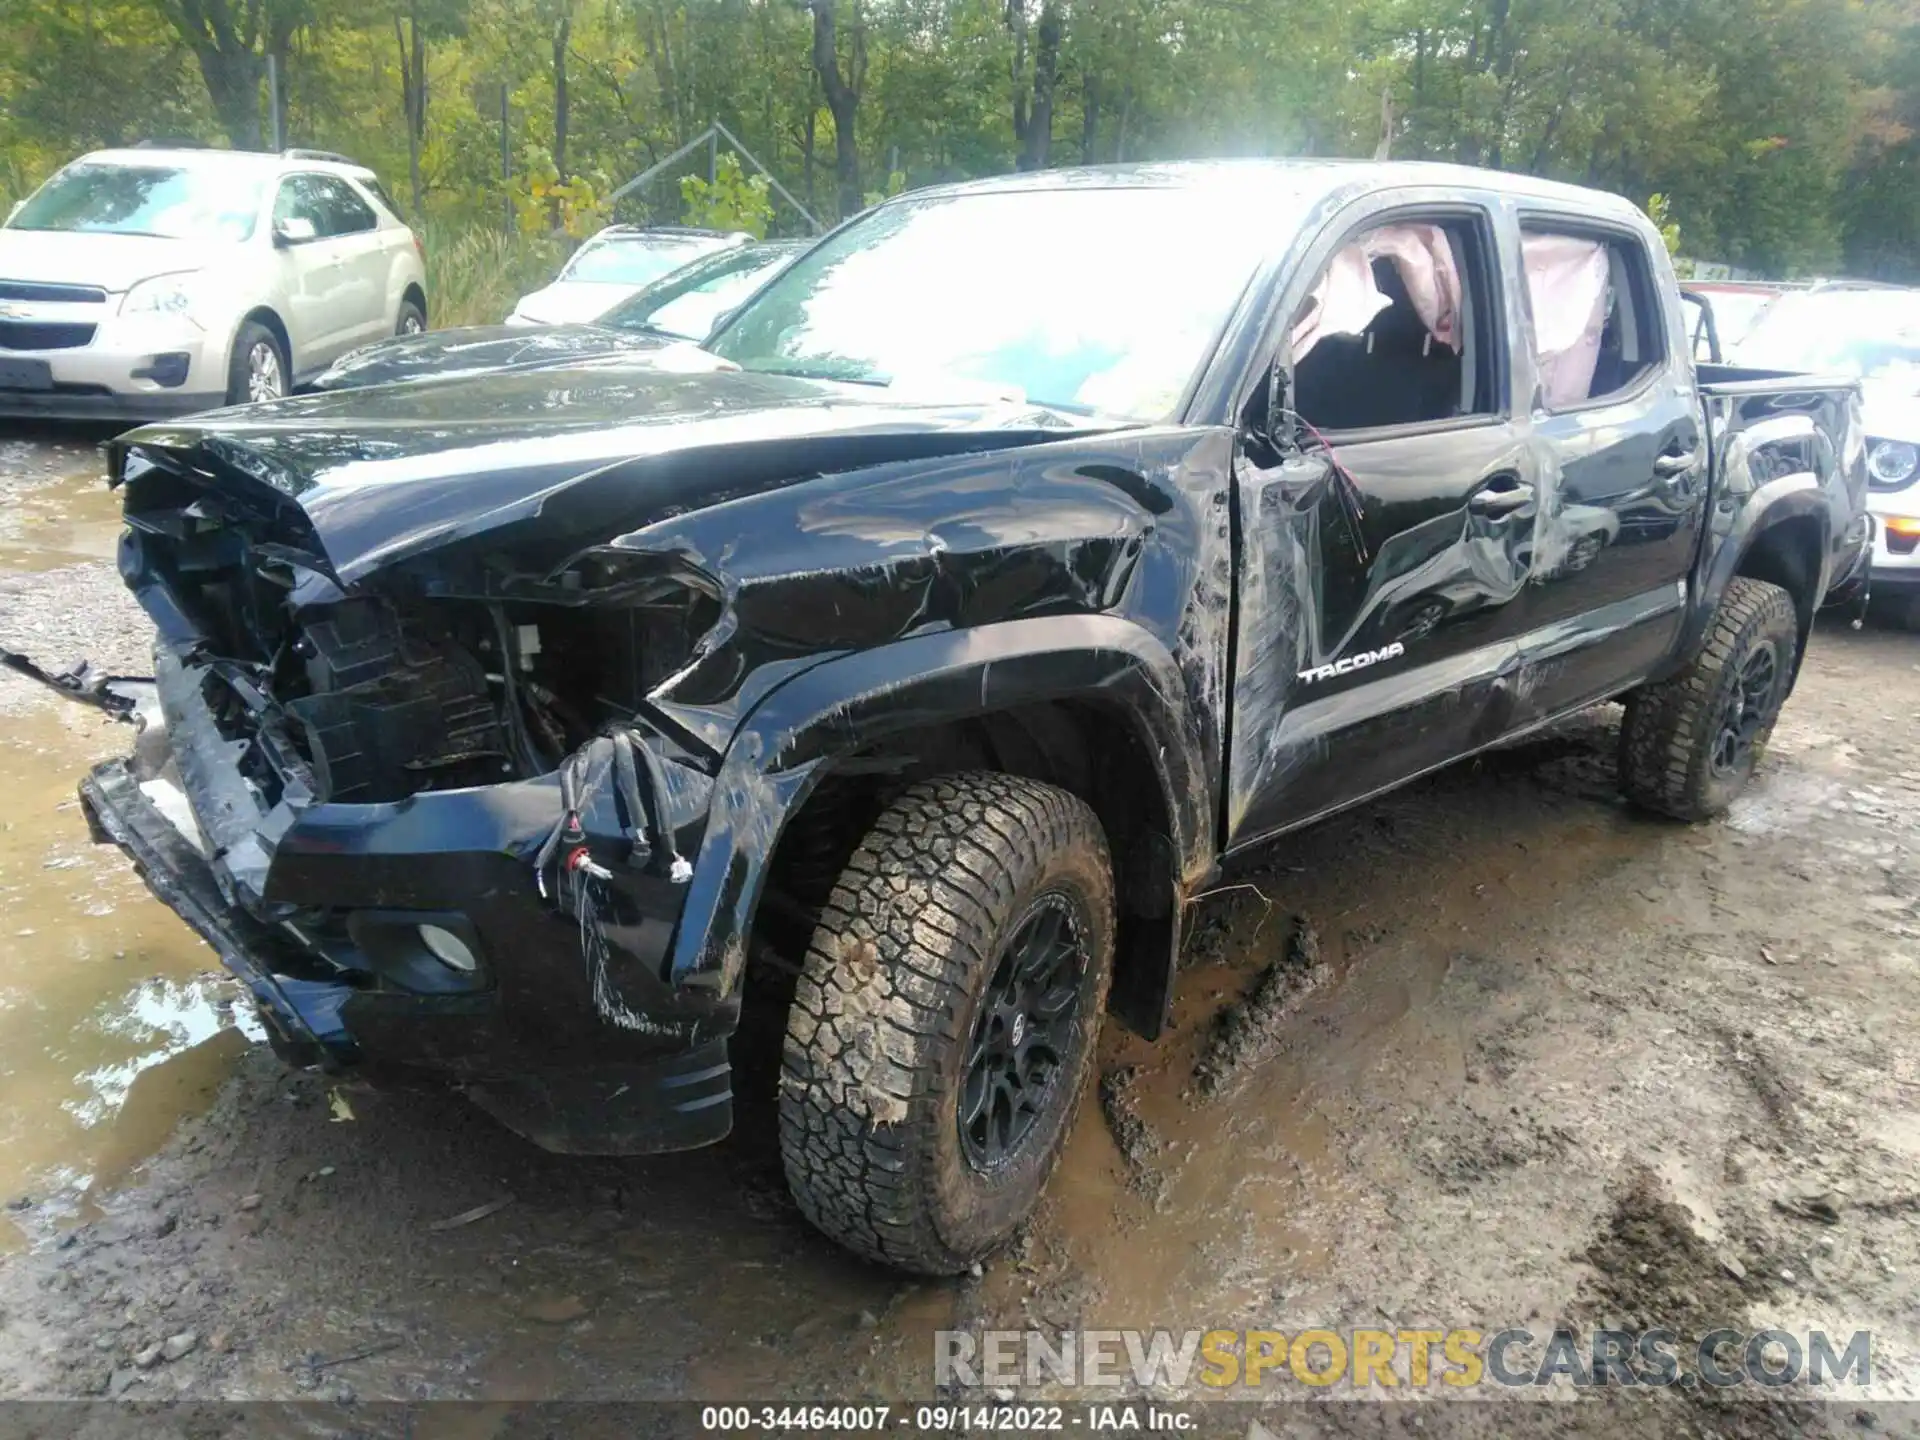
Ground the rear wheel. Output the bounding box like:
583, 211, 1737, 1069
225, 321, 287, 407
1618, 576, 1798, 820
778, 772, 1113, 1274
396, 298, 426, 337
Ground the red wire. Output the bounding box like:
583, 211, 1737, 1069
1281, 407, 1371, 564
1291, 414, 1362, 517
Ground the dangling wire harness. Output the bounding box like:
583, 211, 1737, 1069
531, 731, 692, 903
1277, 407, 1372, 567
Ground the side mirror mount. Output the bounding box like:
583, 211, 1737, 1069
273, 216, 317, 247
1264, 357, 1297, 454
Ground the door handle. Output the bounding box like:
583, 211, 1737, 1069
1652, 448, 1700, 477
1467, 478, 1535, 516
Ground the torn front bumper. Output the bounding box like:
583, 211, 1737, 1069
76, 657, 740, 1156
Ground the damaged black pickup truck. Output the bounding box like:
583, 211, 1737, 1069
74, 161, 1869, 1274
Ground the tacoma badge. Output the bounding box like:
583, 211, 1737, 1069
1297, 641, 1408, 685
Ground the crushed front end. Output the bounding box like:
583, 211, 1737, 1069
79, 439, 737, 1155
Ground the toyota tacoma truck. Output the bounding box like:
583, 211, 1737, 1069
69, 161, 1869, 1274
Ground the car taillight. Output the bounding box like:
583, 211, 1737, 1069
411, 230, 425, 261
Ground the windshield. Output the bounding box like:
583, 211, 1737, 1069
1732, 290, 1920, 385
7, 162, 263, 242
707, 187, 1273, 420
560, 235, 720, 285
605, 247, 798, 340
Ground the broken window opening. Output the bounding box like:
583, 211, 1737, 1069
1520, 226, 1665, 410
1288, 220, 1494, 433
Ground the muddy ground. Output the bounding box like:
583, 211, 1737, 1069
1, 426, 1918, 1435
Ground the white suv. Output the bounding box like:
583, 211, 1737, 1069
0, 147, 427, 420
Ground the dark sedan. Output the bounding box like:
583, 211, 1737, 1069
312, 239, 806, 392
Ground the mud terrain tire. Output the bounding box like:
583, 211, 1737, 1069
1619, 576, 1799, 821
779, 772, 1113, 1274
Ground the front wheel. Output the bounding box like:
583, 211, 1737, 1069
1618, 576, 1798, 820
225, 321, 287, 407
779, 772, 1114, 1274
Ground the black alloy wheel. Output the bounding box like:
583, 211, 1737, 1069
1619, 575, 1799, 820
1708, 643, 1781, 779
779, 771, 1114, 1274
957, 894, 1086, 1171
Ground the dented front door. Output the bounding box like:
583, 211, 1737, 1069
1225, 421, 1543, 846
1222, 187, 1548, 851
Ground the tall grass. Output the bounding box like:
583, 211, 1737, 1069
420, 222, 571, 329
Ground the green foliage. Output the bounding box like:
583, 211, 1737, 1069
420, 218, 568, 327
510, 148, 610, 238
1646, 194, 1682, 256
860, 169, 906, 210
681, 153, 773, 237
0, 0, 1914, 278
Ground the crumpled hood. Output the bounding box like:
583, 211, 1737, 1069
315, 322, 668, 391
112, 352, 1116, 586
0, 228, 222, 293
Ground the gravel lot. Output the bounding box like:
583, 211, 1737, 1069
2, 427, 1918, 1436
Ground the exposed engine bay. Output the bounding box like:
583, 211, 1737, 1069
268, 593, 710, 805
118, 446, 718, 809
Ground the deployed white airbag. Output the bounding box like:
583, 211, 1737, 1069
1521, 233, 1611, 408
1291, 224, 1464, 362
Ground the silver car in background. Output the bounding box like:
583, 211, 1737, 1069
1731, 284, 1920, 625
505, 224, 748, 326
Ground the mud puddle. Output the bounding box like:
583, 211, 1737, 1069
0, 704, 254, 1249
0, 445, 119, 575
974, 717, 1665, 1343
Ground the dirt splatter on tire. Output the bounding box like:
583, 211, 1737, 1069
778, 772, 1113, 1274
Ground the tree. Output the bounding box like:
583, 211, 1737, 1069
682, 151, 774, 235
1841, 16, 1920, 280
0, 0, 1910, 279
390, 0, 468, 213
395, 1, 428, 212
805, 0, 864, 218
149, 0, 309, 149
0, 0, 206, 159
550, 2, 574, 189
1008, 0, 1064, 170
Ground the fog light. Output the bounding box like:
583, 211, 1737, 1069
132, 352, 192, 388
418, 923, 477, 973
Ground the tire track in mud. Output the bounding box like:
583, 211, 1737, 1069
1191, 914, 1331, 1098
